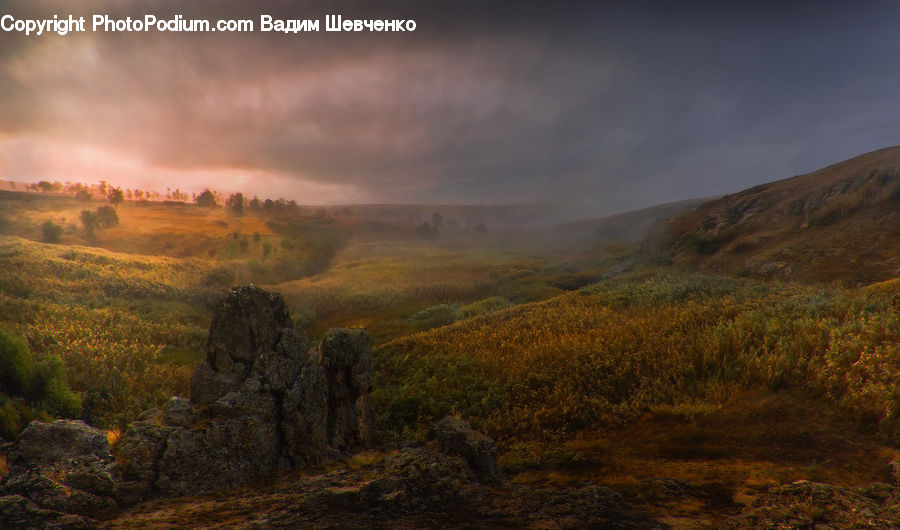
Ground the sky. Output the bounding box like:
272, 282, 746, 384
3, 1, 900, 213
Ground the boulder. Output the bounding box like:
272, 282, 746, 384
1, 420, 121, 520
161, 397, 195, 427
207, 285, 292, 363
320, 328, 376, 450
430, 416, 502, 482
12, 420, 108, 467
0, 494, 92, 529
1, 285, 379, 524
120, 285, 376, 496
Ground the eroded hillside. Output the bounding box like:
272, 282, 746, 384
662, 146, 900, 284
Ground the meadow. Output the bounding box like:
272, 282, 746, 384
0, 190, 576, 435
1, 188, 898, 517
374, 272, 900, 445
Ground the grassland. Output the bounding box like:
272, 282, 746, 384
1, 187, 898, 525
0, 190, 580, 432
374, 272, 900, 445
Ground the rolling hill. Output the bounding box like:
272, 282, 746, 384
660, 146, 900, 284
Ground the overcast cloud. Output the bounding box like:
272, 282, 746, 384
2, 1, 900, 212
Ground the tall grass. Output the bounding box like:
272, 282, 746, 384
374, 272, 900, 444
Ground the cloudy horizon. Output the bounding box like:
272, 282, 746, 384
3, 1, 900, 212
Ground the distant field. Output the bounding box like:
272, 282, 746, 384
375, 272, 900, 447
0, 190, 602, 432
1, 188, 897, 499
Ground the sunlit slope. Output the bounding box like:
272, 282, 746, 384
374, 272, 900, 443
0, 236, 217, 427
662, 146, 900, 284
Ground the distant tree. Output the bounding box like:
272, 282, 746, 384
264, 199, 275, 213
80, 210, 98, 237
41, 220, 63, 243
473, 222, 488, 235
107, 187, 124, 207
196, 189, 216, 208
75, 189, 92, 202
96, 206, 119, 228
227, 193, 244, 216
431, 212, 444, 228
37, 181, 53, 193
249, 196, 262, 211
415, 221, 438, 240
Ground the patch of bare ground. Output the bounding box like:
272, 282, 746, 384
510, 390, 898, 528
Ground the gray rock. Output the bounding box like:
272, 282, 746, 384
282, 355, 329, 465
162, 397, 195, 427
189, 356, 245, 407
1, 420, 123, 522
0, 494, 91, 529
206, 285, 291, 363
3, 285, 379, 522
430, 416, 502, 482
320, 328, 376, 450
12, 420, 109, 467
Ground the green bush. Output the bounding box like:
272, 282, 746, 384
0, 330, 31, 395
96, 206, 119, 228
460, 296, 513, 318
42, 220, 64, 243
407, 303, 462, 330
0, 329, 81, 420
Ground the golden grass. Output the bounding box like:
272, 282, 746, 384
375, 272, 900, 446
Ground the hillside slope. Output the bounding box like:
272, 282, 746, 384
550, 197, 712, 244
662, 146, 900, 284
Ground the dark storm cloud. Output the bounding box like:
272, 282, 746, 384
3, 0, 900, 209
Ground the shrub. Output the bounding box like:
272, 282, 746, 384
80, 209, 98, 236
407, 304, 462, 330
0, 329, 81, 419
227, 193, 244, 216
460, 296, 513, 318
41, 220, 63, 243
107, 187, 124, 207
415, 221, 438, 240
196, 189, 216, 208
0, 330, 31, 396
96, 206, 119, 228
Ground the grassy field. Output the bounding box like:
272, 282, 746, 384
373, 272, 900, 445
0, 190, 590, 433
1, 189, 898, 523
0, 188, 900, 511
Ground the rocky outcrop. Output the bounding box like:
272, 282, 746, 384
104, 438, 664, 529
430, 415, 502, 482
0, 420, 119, 528
0, 285, 669, 529
0, 285, 377, 525
116, 286, 376, 497
729, 480, 900, 528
